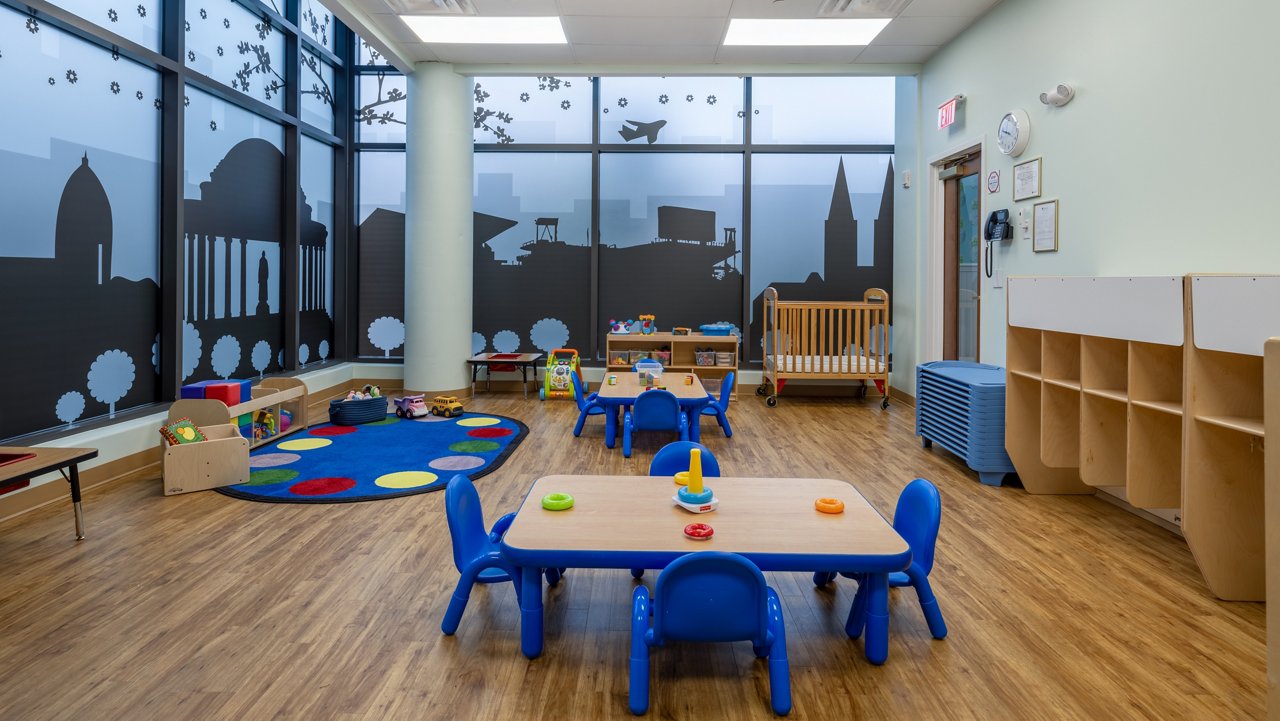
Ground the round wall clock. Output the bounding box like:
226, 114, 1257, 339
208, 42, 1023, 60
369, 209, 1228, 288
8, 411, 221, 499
997, 109, 1030, 157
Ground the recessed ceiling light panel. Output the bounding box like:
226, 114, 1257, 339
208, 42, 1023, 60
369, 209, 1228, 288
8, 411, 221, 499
402, 16, 568, 44
723, 18, 891, 46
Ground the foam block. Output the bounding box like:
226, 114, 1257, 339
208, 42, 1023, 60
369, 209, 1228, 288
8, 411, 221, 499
225, 379, 253, 403
179, 380, 222, 400
204, 383, 242, 408
236, 414, 252, 426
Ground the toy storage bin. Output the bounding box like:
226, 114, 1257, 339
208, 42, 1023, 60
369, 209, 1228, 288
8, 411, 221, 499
695, 351, 716, 367
702, 378, 722, 396
629, 350, 652, 364
715, 352, 735, 366
162, 423, 250, 496
700, 323, 733, 336
652, 350, 672, 365
609, 350, 631, 366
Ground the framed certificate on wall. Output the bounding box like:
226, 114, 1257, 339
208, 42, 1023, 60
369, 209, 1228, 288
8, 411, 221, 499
1013, 157, 1042, 201
1033, 199, 1058, 252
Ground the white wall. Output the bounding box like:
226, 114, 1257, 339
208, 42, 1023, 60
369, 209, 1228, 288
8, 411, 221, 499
897, 0, 1280, 370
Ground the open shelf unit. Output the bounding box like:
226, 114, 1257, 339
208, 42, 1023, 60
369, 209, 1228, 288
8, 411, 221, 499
169, 377, 310, 450
605, 332, 739, 398
1008, 275, 1278, 601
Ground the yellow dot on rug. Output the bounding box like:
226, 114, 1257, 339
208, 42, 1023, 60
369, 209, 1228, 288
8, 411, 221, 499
456, 417, 500, 427
277, 438, 333, 451
375, 471, 440, 489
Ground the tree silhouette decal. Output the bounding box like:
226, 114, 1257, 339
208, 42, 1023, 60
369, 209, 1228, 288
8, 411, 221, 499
368, 316, 404, 357
472, 332, 486, 356
210, 334, 242, 378
56, 391, 86, 428
471, 76, 575, 144
318, 339, 330, 360
182, 321, 203, 381
87, 349, 136, 417
356, 71, 405, 131
298, 342, 310, 366
530, 317, 570, 353
251, 339, 271, 378
493, 329, 520, 354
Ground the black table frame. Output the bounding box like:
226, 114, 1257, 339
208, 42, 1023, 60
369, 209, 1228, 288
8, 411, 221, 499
466, 353, 545, 399
0, 447, 98, 540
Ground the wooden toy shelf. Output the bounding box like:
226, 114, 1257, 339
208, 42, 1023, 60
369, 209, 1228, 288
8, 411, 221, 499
606, 332, 739, 398
168, 377, 310, 450
1007, 275, 1277, 601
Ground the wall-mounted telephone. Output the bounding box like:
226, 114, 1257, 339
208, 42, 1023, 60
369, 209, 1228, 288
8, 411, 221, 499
983, 209, 1012, 278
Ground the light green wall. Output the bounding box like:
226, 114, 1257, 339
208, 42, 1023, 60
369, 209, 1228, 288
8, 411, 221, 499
891, 74, 921, 392
896, 0, 1280, 371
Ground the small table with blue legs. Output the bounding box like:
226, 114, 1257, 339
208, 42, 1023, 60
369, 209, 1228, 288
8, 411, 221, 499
500, 474, 911, 665
595, 372, 712, 446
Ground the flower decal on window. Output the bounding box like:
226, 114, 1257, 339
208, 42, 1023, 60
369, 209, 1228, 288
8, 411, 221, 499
737, 110, 745, 118
110, 81, 121, 94
216, 46, 224, 56
200, 8, 207, 19
26, 17, 39, 33
136, 90, 144, 100
210, 120, 218, 131
685, 94, 694, 102
136, 4, 146, 18
560, 99, 571, 110
617, 97, 628, 108
47, 76, 56, 85
706, 94, 717, 105
153, 98, 162, 110
520, 92, 530, 102
183, 95, 190, 106
187, 50, 195, 62
184, 20, 190, 31
658, 94, 669, 104
66, 69, 77, 84
107, 9, 119, 22
223, 18, 230, 28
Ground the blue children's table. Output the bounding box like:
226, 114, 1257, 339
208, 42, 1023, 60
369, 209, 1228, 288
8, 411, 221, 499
594, 372, 713, 445
500, 474, 912, 664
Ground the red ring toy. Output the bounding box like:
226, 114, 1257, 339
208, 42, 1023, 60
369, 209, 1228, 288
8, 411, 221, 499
815, 497, 846, 514
684, 523, 714, 541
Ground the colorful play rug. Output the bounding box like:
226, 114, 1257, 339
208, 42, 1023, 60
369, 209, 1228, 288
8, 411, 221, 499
216, 412, 528, 503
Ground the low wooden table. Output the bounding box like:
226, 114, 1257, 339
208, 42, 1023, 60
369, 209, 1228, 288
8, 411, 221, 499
0, 446, 98, 540
500, 474, 911, 664
595, 371, 712, 445
466, 352, 545, 399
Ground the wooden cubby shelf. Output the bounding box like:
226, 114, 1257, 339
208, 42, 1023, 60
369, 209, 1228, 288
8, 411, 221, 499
1126, 404, 1183, 509
1194, 415, 1265, 438
1083, 388, 1128, 403
1130, 399, 1183, 416
1079, 392, 1127, 488
605, 332, 739, 399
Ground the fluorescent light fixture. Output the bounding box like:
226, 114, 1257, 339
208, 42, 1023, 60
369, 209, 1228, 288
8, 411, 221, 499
723, 18, 891, 46
402, 16, 567, 44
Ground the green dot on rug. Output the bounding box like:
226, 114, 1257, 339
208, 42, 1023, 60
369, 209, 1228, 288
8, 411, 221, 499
245, 469, 300, 486
365, 416, 400, 426
448, 440, 501, 453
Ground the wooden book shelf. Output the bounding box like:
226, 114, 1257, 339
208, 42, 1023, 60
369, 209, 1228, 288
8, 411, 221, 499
605, 332, 739, 399
168, 377, 310, 450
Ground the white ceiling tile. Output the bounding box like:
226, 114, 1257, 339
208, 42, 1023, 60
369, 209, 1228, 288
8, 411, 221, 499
471, 0, 562, 15
728, 0, 823, 18
853, 43, 937, 63
713, 45, 863, 63
429, 43, 577, 64
572, 44, 719, 64
377, 16, 428, 43
399, 42, 441, 62
557, 0, 733, 17
899, 0, 1000, 17
560, 16, 728, 46
872, 15, 974, 44
350, 0, 395, 13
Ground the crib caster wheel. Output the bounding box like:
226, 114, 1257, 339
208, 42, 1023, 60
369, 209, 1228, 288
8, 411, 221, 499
922, 438, 932, 449
859, 384, 868, 399
756, 385, 766, 396
881, 397, 890, 410
766, 396, 777, 408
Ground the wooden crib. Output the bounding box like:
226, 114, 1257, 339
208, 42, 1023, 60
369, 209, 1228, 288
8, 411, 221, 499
758, 286, 891, 408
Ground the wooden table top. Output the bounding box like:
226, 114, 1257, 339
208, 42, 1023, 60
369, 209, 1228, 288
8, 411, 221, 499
0, 446, 98, 483
502, 475, 909, 564
596, 371, 708, 401
467, 352, 544, 364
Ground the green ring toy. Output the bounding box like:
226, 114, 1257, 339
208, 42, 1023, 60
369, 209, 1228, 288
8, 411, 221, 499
542, 492, 575, 511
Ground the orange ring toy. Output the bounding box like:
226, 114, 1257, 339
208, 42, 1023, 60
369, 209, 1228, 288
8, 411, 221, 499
815, 497, 845, 514
684, 523, 714, 540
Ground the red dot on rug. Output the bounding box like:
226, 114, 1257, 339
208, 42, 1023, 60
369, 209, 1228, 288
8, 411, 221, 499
468, 427, 514, 438
310, 426, 357, 436
289, 477, 357, 496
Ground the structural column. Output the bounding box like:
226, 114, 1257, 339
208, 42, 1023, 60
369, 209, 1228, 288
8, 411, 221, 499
404, 62, 473, 393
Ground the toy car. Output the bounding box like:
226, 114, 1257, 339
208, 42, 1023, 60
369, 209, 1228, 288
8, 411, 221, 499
393, 394, 429, 418
430, 395, 465, 418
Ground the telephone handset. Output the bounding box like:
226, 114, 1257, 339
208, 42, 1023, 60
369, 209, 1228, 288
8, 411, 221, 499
983, 209, 1012, 278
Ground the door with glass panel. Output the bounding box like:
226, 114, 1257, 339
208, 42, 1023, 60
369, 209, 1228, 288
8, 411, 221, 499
943, 155, 980, 362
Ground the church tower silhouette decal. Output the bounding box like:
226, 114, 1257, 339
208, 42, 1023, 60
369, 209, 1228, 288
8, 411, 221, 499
56, 154, 112, 285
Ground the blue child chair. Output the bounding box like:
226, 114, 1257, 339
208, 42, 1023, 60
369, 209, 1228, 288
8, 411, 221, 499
699, 371, 735, 438
622, 389, 688, 458
442, 475, 564, 635
649, 441, 722, 478
814, 478, 947, 642
630, 552, 790, 716
570, 371, 605, 437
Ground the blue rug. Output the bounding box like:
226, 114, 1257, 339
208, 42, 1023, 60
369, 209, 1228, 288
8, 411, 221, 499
216, 412, 528, 503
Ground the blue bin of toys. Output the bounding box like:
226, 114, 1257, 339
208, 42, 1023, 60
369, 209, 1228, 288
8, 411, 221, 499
328, 397, 386, 426
699, 323, 734, 336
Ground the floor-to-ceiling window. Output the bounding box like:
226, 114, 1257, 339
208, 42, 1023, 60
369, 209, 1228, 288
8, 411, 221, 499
0, 0, 350, 442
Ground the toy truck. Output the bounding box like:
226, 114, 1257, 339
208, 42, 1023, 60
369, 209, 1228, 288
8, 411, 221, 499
393, 394, 429, 418
430, 395, 465, 418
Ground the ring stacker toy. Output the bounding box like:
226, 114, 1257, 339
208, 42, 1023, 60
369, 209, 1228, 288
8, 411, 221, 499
673, 448, 719, 514
815, 497, 845, 514
684, 523, 714, 541
542, 492, 575, 511
673, 471, 690, 486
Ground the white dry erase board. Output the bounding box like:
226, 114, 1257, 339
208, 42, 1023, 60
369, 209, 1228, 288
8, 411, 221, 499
1008, 276, 1184, 345
1190, 275, 1280, 356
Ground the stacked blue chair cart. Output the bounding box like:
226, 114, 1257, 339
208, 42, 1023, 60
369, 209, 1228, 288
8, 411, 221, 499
915, 361, 1016, 486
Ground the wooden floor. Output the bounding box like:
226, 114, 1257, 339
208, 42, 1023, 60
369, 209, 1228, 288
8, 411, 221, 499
0, 392, 1265, 720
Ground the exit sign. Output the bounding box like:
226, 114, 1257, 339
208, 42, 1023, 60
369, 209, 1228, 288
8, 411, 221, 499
937, 96, 962, 129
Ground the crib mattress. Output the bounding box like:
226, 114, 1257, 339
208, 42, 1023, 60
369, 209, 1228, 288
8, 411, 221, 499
766, 354, 887, 376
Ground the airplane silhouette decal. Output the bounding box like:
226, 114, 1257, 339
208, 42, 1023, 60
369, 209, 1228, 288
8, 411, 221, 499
618, 119, 667, 144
